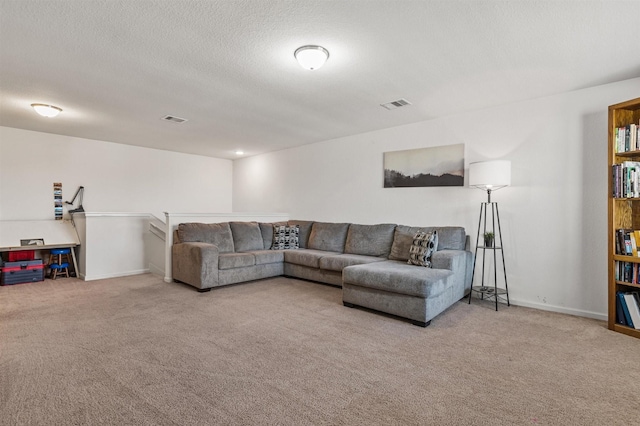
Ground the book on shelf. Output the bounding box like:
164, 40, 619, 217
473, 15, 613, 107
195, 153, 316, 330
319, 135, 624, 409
616, 291, 640, 329
616, 294, 628, 326
614, 260, 640, 283
615, 123, 640, 153
615, 229, 632, 256
625, 232, 632, 255
617, 292, 634, 328
612, 161, 640, 198
614, 229, 640, 256
623, 293, 640, 330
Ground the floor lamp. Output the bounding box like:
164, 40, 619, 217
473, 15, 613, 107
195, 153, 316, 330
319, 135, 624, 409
468, 160, 511, 311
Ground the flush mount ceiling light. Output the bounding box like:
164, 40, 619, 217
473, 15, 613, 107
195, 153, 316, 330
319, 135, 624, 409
294, 45, 329, 70
31, 103, 62, 118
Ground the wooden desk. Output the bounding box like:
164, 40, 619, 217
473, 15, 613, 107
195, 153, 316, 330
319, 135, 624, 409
0, 220, 80, 277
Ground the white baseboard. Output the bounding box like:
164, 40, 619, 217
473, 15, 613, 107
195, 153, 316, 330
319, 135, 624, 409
508, 298, 607, 322
148, 262, 164, 278
83, 268, 150, 281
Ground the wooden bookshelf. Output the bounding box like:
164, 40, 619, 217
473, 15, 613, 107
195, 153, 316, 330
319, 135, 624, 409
608, 97, 640, 339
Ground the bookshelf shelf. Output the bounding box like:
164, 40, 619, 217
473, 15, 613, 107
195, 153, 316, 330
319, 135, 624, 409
615, 150, 640, 158
615, 281, 640, 290
613, 255, 640, 263
612, 324, 640, 339
608, 97, 640, 338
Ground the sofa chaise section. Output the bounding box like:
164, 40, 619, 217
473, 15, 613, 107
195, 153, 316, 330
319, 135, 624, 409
342, 225, 472, 326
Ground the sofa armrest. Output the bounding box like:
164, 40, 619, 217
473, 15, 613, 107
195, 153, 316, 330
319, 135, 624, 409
431, 249, 473, 294
172, 242, 220, 290
431, 249, 466, 270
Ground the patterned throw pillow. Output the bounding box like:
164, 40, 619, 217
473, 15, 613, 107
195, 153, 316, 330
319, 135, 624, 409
272, 225, 300, 250
407, 231, 438, 267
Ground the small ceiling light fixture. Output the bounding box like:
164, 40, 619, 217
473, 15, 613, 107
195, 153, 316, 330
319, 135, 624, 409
235, 150, 244, 156
31, 103, 62, 118
294, 45, 329, 70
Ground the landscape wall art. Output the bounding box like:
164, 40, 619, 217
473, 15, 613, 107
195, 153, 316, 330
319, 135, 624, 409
383, 144, 464, 188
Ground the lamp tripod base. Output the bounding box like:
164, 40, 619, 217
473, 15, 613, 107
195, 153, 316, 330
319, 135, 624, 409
468, 196, 510, 311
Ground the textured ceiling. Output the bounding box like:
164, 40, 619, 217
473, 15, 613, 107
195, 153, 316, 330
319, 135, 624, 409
1, 0, 639, 159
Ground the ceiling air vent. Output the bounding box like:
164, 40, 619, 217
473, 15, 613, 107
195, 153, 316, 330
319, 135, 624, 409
161, 115, 188, 123
380, 98, 412, 110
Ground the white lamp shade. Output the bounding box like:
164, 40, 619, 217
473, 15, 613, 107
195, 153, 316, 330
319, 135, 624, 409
31, 103, 62, 118
469, 160, 511, 190
294, 45, 329, 70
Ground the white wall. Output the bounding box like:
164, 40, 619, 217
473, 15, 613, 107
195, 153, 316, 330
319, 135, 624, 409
0, 127, 233, 221
67, 212, 156, 281
233, 77, 640, 320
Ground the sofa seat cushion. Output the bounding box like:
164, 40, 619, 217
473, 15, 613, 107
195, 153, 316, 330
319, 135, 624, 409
342, 260, 453, 298
252, 249, 285, 265
319, 254, 387, 272
218, 253, 255, 270
230, 222, 264, 252
177, 222, 235, 253
344, 223, 396, 257
283, 249, 338, 269
308, 222, 350, 252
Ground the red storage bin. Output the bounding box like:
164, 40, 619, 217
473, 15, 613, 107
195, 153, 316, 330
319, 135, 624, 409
8, 250, 35, 262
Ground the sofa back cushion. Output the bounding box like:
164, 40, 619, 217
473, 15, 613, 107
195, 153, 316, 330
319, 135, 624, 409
259, 222, 286, 249
389, 225, 466, 261
389, 225, 423, 261
288, 220, 314, 248
308, 222, 350, 253
345, 223, 396, 257
259, 223, 274, 249
230, 222, 264, 252
177, 222, 235, 253
433, 226, 466, 250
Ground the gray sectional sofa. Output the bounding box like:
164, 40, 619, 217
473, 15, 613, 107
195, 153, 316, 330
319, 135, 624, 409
172, 220, 473, 326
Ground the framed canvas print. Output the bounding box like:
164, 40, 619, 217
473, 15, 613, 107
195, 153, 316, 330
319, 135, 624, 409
384, 143, 464, 188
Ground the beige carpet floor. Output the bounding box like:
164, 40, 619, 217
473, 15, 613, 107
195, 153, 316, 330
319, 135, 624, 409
1, 273, 639, 425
